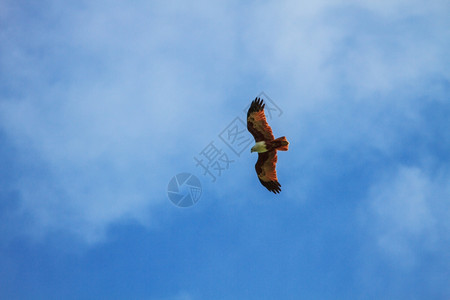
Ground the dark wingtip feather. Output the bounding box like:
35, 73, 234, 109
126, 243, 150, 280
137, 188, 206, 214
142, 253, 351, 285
247, 97, 265, 118
260, 179, 282, 194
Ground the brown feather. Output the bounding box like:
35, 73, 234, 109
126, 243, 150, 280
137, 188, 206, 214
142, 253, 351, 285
255, 151, 281, 194
247, 98, 275, 142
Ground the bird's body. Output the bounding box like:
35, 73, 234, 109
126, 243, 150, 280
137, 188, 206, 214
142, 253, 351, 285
247, 97, 289, 193
251, 139, 289, 153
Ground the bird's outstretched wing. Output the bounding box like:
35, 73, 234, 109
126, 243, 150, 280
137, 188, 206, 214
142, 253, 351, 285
247, 97, 274, 142
255, 151, 281, 193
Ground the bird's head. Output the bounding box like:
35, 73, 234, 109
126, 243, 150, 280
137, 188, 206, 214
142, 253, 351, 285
251, 141, 266, 153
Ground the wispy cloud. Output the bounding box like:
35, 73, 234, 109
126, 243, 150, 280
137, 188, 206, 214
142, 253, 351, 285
0, 0, 236, 243
362, 166, 449, 266
1, 0, 449, 246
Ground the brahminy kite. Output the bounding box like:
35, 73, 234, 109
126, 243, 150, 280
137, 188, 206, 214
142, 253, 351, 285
247, 97, 289, 193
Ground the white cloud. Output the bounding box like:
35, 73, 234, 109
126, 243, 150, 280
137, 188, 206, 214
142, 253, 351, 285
362, 166, 450, 266
0, 0, 449, 244
0, 0, 236, 243
241, 0, 449, 104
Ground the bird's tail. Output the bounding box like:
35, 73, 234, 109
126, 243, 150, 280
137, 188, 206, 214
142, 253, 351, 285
272, 136, 289, 151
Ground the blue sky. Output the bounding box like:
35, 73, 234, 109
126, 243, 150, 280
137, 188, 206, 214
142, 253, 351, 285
1, 0, 449, 299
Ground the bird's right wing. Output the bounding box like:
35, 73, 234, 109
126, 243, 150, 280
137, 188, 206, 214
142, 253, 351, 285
255, 151, 281, 194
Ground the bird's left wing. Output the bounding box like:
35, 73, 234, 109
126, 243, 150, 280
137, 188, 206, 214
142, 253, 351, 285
247, 98, 275, 142
255, 151, 281, 193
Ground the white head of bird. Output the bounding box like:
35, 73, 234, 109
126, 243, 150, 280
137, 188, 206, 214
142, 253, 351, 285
250, 141, 268, 153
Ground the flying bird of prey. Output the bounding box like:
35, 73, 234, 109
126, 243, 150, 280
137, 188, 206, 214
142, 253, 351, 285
247, 97, 289, 193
